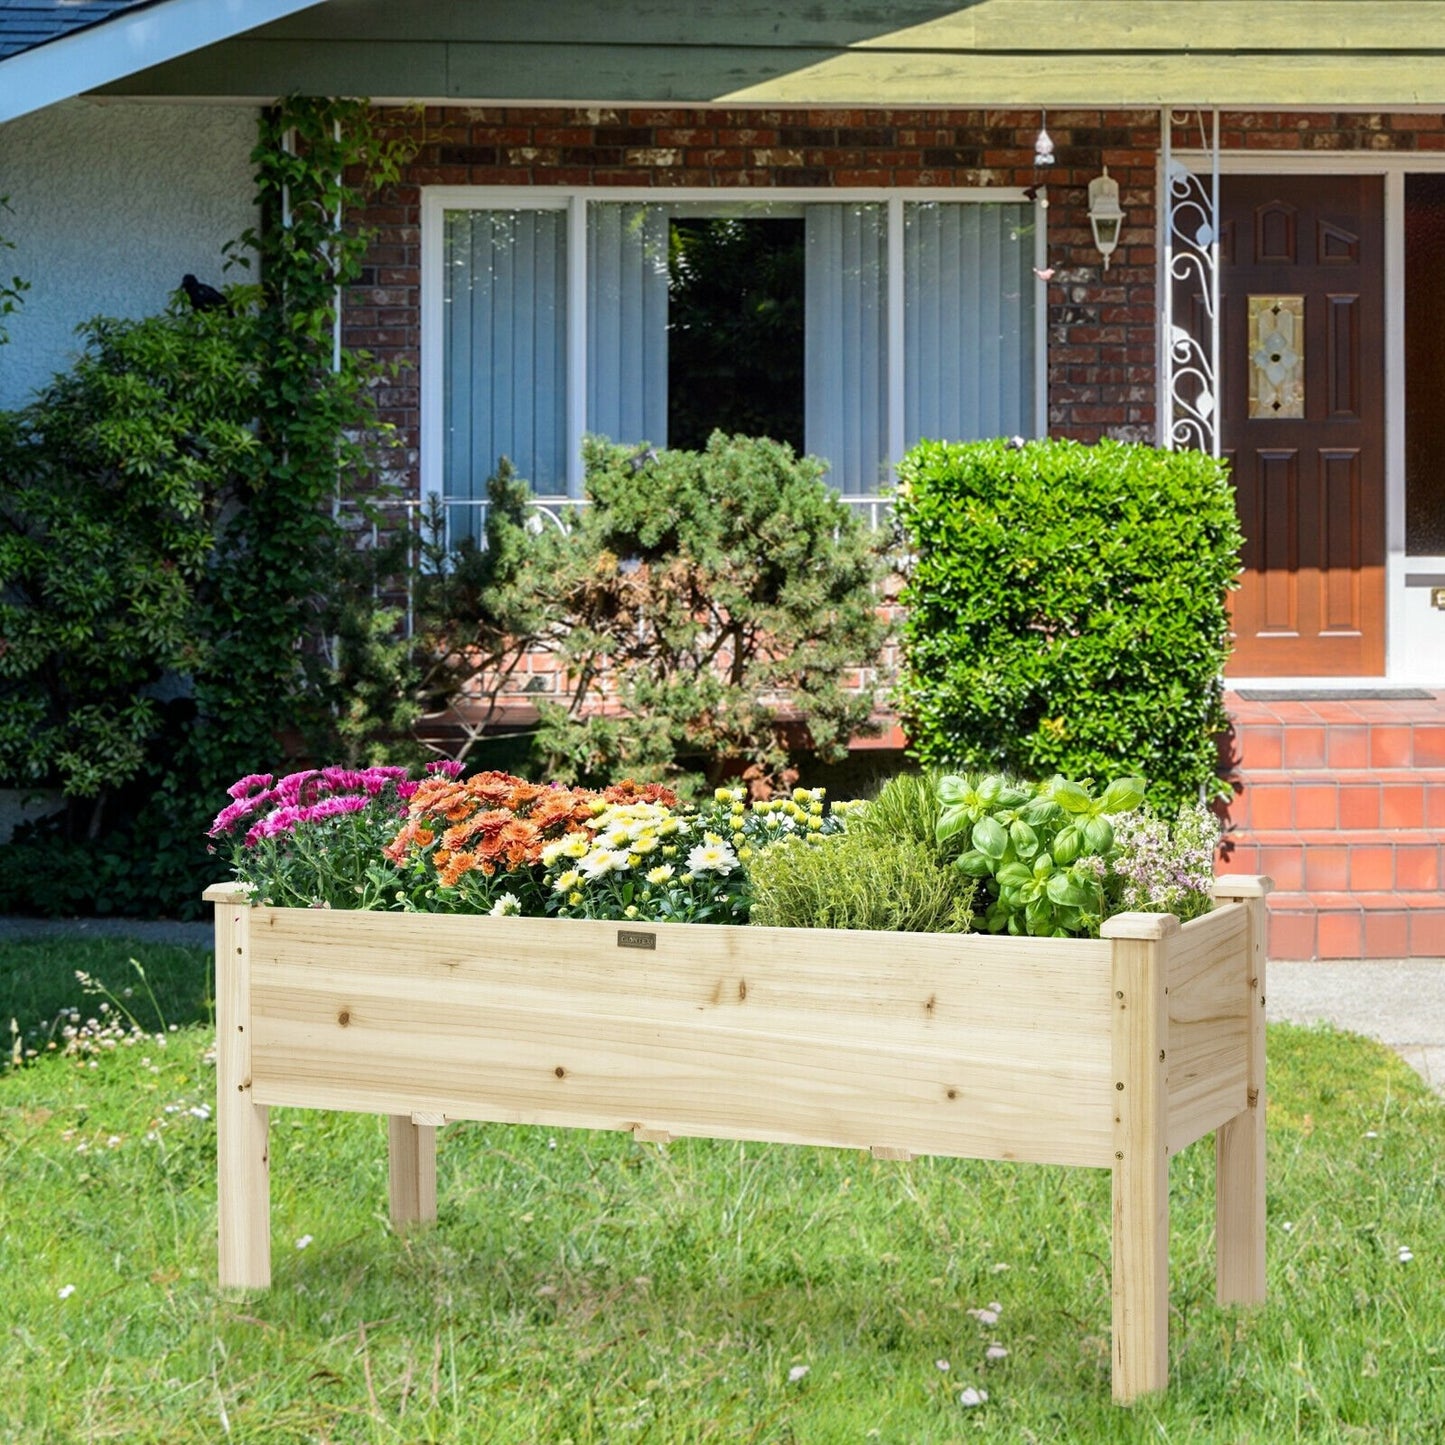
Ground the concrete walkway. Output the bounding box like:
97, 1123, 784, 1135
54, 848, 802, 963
2, 916, 1441, 1094
1268, 960, 1445, 1095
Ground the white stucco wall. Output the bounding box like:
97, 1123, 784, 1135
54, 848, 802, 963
0, 98, 258, 410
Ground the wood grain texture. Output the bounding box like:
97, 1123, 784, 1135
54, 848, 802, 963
1165, 904, 1250, 1155
245, 910, 1117, 1168
1109, 930, 1170, 1405
387, 1115, 438, 1228
215, 893, 271, 1289
1211, 885, 1270, 1307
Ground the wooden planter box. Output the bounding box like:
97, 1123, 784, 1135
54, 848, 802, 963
204, 875, 1271, 1404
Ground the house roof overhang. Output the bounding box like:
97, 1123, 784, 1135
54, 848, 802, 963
0, 0, 330, 123
12, 2, 1445, 118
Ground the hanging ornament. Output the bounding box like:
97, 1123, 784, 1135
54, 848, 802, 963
1033, 113, 1055, 168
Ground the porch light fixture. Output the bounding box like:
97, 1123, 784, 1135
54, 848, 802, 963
1088, 168, 1125, 270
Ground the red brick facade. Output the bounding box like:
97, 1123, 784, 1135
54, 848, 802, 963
343, 105, 1164, 495
344, 106, 1445, 498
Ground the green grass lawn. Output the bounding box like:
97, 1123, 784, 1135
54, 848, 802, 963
2, 937, 1443, 1444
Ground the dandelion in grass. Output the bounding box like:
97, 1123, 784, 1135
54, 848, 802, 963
967, 1305, 1001, 1326
1365, 1130, 1379, 1139
57, 1285, 76, 1300
1399, 1246, 1414, 1263
935, 1359, 950, 1372
489, 893, 522, 917
986, 1344, 1009, 1361
787, 1365, 810, 1383
958, 1387, 988, 1407
295, 1235, 313, 1250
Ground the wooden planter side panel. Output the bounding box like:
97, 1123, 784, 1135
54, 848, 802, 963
1164, 902, 1252, 1155
246, 909, 1117, 1168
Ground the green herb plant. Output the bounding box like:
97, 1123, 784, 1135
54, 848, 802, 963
937, 772, 1146, 937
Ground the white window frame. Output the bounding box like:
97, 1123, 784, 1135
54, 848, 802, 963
421, 185, 1048, 503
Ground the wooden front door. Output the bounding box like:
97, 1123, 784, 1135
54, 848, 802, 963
1221, 175, 1386, 676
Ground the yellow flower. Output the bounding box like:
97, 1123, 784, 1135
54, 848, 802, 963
738, 847, 752, 862
792, 787, 810, 802
630, 834, 658, 855
646, 864, 675, 885
565, 835, 589, 859
568, 891, 583, 905
713, 787, 734, 803
807, 816, 823, 831
624, 905, 639, 920
552, 870, 582, 893
809, 801, 824, 816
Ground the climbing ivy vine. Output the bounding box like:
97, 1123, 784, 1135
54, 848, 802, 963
0, 98, 416, 916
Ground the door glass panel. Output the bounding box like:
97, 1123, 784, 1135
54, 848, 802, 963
1247, 295, 1304, 417
1405, 175, 1445, 554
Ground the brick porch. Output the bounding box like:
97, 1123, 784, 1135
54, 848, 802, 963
1219, 691, 1445, 960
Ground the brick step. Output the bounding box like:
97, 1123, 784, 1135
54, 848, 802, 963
1266, 890, 1445, 961
1220, 831, 1443, 893
1222, 720, 1445, 773
1221, 772, 1445, 831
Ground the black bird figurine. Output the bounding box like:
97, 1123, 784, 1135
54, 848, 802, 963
181, 274, 229, 313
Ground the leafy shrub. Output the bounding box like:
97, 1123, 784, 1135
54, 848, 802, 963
894, 438, 1242, 810
747, 829, 976, 933
0, 99, 408, 917
526, 432, 891, 796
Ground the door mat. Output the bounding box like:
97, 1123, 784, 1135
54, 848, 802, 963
1232, 688, 1435, 701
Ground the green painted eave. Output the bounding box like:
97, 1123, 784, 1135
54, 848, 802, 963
96, 1, 1445, 109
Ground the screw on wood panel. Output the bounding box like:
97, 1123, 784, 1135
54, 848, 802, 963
1115, 990, 1124, 998
1116, 1151, 1124, 1159
554, 1066, 566, 1078
1159, 1050, 1166, 1062
1116, 1081, 1125, 1091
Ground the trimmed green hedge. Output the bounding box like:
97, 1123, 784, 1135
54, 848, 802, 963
894, 438, 1242, 810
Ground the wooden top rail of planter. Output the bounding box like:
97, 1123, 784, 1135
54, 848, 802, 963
204, 874, 1272, 1405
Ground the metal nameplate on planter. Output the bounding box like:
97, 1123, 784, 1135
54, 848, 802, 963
617, 929, 657, 950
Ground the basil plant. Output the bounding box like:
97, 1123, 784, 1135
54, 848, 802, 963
935, 773, 1147, 938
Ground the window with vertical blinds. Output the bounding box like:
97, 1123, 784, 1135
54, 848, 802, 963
433, 192, 1039, 510
442, 207, 568, 536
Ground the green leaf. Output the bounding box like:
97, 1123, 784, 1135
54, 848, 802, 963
1099, 776, 1147, 814
1009, 818, 1039, 860
1050, 825, 1081, 866
1051, 780, 1093, 815
1083, 815, 1115, 854
954, 849, 994, 878
971, 815, 1008, 861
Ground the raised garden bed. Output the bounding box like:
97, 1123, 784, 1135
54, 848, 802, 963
205, 875, 1270, 1405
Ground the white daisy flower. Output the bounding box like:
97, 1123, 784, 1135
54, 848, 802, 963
490, 893, 521, 917
687, 839, 739, 876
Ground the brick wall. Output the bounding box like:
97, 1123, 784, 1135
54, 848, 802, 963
343, 105, 1164, 496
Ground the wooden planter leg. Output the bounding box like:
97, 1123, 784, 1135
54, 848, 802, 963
211, 885, 271, 1289
1212, 881, 1270, 1306
1103, 914, 1176, 1404
388, 1114, 438, 1228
